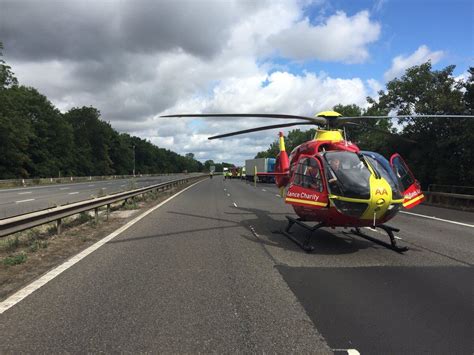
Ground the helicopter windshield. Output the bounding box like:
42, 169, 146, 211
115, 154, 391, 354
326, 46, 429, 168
324, 151, 371, 199
361, 151, 404, 200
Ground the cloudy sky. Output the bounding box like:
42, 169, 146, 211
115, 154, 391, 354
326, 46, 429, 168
1, 0, 472, 165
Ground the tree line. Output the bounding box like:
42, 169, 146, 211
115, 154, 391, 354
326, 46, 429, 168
256, 62, 474, 188
0, 42, 205, 179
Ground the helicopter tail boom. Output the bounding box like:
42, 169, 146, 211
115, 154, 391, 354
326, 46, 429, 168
275, 132, 290, 187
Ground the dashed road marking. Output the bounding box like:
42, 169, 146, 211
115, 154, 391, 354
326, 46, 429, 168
363, 227, 402, 240
15, 199, 35, 203
233, 202, 238, 207
275, 194, 281, 197
249, 225, 259, 238
227, 193, 231, 197
333, 349, 360, 355
88, 185, 95, 187
262, 189, 266, 191
68, 192, 79, 195
400, 211, 474, 228
0, 178, 206, 315
59, 187, 70, 190
17, 192, 32, 195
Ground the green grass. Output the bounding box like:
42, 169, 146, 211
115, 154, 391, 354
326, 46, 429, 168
0, 235, 20, 252
78, 211, 92, 224
28, 240, 48, 252
3, 253, 27, 266
122, 199, 139, 210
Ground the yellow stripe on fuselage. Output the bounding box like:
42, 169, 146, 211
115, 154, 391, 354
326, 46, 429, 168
403, 194, 425, 207
285, 197, 327, 207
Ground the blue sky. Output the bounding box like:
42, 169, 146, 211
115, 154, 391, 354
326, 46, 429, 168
280, 0, 473, 81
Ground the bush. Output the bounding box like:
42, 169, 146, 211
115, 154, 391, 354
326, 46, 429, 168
3, 253, 27, 266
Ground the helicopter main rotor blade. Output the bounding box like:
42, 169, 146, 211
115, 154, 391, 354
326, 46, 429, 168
208, 121, 316, 140
161, 113, 326, 125
338, 114, 474, 122
343, 122, 417, 143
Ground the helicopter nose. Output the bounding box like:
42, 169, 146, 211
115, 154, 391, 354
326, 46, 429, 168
361, 177, 393, 221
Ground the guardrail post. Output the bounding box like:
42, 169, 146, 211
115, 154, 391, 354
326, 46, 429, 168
57, 218, 62, 235
95, 208, 99, 223
106, 204, 110, 220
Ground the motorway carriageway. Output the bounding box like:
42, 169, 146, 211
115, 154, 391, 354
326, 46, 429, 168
0, 174, 196, 219
1, 177, 473, 353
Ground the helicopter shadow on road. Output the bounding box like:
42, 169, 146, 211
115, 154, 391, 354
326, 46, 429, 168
226, 206, 374, 256
108, 205, 373, 255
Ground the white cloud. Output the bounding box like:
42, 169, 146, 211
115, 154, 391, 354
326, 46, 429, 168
269, 10, 381, 63
384, 45, 444, 81
4, 0, 380, 166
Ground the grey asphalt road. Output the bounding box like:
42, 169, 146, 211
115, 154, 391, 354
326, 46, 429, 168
1, 178, 473, 353
0, 174, 196, 219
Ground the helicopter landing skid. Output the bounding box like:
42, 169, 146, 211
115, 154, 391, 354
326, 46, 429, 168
280, 216, 325, 253
350, 225, 408, 253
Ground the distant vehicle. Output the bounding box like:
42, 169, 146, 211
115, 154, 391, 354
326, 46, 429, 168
245, 158, 276, 183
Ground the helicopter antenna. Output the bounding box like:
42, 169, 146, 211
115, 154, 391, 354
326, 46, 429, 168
343, 126, 348, 147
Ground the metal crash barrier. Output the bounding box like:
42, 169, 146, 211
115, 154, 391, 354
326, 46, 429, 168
0, 175, 206, 238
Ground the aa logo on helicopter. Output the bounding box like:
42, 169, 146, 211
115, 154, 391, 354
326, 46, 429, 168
375, 188, 388, 195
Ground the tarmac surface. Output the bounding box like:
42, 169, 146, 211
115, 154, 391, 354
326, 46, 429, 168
1, 177, 473, 353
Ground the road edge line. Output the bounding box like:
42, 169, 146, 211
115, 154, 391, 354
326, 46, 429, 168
0, 178, 206, 314
400, 211, 474, 228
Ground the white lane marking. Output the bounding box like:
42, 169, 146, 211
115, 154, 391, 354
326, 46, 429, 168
68, 192, 79, 195
400, 211, 474, 228
227, 193, 231, 197
249, 225, 259, 238
233, 202, 238, 207
59, 187, 69, 190
17, 192, 32, 195
88, 185, 95, 187
333, 349, 360, 355
0, 178, 206, 315
120, 184, 126, 187
262, 189, 266, 192
224, 188, 227, 191
363, 227, 402, 240
15, 199, 35, 203
275, 194, 281, 197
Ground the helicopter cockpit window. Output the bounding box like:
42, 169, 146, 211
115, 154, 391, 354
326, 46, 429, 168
390, 155, 415, 191
293, 157, 323, 192
324, 151, 371, 199
361, 151, 404, 200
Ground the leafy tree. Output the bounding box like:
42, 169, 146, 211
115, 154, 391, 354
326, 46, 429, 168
0, 42, 18, 89
367, 61, 473, 186
65, 106, 114, 176
464, 67, 474, 114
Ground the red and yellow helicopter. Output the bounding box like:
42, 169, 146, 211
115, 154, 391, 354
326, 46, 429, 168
162, 111, 471, 252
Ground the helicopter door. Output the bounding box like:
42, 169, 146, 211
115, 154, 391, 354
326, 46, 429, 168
390, 153, 424, 208
285, 156, 328, 209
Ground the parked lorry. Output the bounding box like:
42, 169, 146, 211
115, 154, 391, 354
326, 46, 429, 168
245, 158, 276, 183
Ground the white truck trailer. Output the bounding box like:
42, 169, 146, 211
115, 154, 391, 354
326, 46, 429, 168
245, 158, 276, 183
